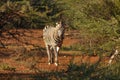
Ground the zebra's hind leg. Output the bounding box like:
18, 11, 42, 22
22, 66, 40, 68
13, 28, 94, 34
50, 46, 53, 64
46, 45, 51, 65
53, 46, 58, 66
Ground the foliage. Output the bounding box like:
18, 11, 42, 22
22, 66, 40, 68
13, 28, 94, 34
0, 0, 60, 29
0, 0, 120, 59
64, 0, 120, 55
61, 43, 81, 51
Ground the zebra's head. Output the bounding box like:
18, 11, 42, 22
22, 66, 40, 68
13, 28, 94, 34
56, 21, 62, 29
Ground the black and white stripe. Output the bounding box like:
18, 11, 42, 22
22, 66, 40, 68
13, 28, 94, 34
43, 21, 65, 66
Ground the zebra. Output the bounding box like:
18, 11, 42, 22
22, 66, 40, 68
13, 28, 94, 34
43, 21, 65, 66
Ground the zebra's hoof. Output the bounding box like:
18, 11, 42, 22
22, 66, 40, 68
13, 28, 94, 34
48, 62, 51, 65
54, 63, 58, 66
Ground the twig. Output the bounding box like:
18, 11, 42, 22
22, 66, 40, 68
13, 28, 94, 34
108, 49, 119, 65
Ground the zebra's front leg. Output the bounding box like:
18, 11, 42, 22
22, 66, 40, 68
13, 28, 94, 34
57, 46, 60, 54
53, 46, 58, 66
46, 45, 51, 65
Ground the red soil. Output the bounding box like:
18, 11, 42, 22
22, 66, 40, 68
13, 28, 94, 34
0, 29, 108, 73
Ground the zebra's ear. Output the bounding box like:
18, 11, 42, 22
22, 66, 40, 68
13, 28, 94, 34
43, 25, 49, 31
56, 21, 61, 25
56, 22, 58, 25
56, 21, 62, 29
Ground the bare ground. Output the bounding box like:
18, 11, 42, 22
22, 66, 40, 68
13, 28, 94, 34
0, 29, 109, 79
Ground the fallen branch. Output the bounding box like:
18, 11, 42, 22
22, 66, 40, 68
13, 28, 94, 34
108, 49, 119, 65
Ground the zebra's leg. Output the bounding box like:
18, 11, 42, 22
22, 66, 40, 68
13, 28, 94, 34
46, 45, 51, 65
50, 46, 53, 64
53, 46, 58, 66
57, 46, 60, 53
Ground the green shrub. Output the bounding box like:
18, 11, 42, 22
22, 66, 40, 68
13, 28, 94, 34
61, 44, 81, 51
0, 63, 16, 71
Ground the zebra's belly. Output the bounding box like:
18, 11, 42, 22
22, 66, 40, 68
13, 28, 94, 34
45, 39, 62, 47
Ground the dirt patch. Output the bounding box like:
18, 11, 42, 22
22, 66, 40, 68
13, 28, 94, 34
0, 29, 109, 74
0, 50, 106, 73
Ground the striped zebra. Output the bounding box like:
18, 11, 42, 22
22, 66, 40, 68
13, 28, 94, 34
43, 21, 65, 66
